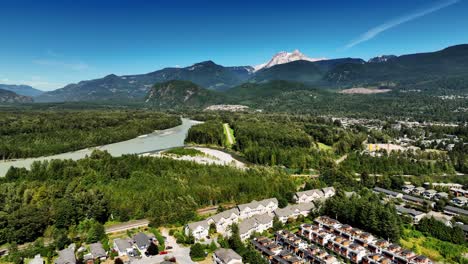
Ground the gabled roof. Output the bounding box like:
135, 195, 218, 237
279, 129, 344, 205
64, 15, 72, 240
133, 232, 150, 248
295, 189, 324, 198
89, 242, 106, 258
374, 187, 401, 197
55, 246, 76, 264
214, 248, 242, 263
237, 198, 278, 211
444, 205, 468, 216
187, 219, 209, 230
210, 208, 240, 223
322, 187, 335, 195
255, 213, 273, 225
396, 206, 425, 217
239, 217, 258, 234
114, 238, 132, 252
403, 194, 426, 203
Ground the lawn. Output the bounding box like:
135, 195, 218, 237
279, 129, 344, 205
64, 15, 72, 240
317, 142, 332, 151
223, 123, 235, 148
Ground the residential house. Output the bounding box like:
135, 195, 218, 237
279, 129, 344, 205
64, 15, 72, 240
237, 198, 278, 219
209, 208, 240, 235
29, 255, 45, 264
422, 190, 437, 199
113, 238, 133, 256
239, 217, 258, 241
402, 194, 435, 208
412, 187, 426, 195
238, 213, 274, 241
450, 188, 468, 198
373, 187, 403, 199
185, 220, 210, 241
133, 232, 151, 250
294, 189, 324, 203
444, 205, 468, 216
213, 248, 243, 264
402, 185, 415, 194
395, 206, 426, 224
55, 245, 76, 264
274, 203, 314, 223
89, 242, 107, 261
322, 187, 336, 198
434, 192, 448, 200
452, 196, 468, 207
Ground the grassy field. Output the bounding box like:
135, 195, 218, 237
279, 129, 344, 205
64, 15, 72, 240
223, 123, 235, 148
400, 227, 468, 263
317, 142, 333, 151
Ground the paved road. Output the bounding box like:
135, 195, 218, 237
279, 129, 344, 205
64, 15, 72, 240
105, 219, 150, 234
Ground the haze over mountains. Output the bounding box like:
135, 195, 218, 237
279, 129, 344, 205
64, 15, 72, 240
2, 44, 466, 104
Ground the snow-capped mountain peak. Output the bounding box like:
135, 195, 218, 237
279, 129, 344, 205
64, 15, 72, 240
254, 50, 326, 71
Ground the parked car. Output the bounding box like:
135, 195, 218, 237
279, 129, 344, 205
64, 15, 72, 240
160, 251, 168, 255
165, 246, 173, 250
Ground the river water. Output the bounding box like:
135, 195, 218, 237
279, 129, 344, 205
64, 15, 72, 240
0, 118, 201, 177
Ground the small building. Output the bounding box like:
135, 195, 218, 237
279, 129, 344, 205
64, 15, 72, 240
133, 232, 151, 250
113, 238, 133, 256
213, 248, 243, 264
185, 220, 210, 241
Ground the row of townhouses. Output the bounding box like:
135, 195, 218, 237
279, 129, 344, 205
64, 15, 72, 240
299, 216, 432, 264
185, 187, 336, 241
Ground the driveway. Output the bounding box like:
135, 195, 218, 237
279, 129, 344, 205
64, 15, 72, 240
130, 228, 195, 264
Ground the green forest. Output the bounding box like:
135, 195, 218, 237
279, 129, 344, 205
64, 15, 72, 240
0, 111, 181, 159
0, 150, 296, 245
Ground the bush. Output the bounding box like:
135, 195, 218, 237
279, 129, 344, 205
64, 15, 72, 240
189, 243, 206, 260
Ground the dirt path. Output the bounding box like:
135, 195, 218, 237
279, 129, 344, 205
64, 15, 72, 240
335, 154, 348, 164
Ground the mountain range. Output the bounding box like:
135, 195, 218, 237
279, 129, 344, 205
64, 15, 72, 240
0, 89, 34, 103
0, 84, 43, 97
18, 44, 468, 104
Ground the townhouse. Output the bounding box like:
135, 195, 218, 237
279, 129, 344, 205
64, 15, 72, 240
184, 220, 210, 241
300, 217, 433, 264
213, 248, 243, 264
449, 188, 468, 198
237, 198, 278, 219
274, 203, 315, 223
208, 208, 240, 235
239, 213, 273, 241
294, 189, 325, 203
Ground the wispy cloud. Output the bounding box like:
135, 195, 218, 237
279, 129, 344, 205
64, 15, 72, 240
344, 0, 460, 49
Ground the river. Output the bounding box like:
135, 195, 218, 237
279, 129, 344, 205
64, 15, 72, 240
0, 118, 201, 177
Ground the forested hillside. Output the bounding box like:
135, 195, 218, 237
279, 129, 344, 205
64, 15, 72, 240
0, 111, 181, 159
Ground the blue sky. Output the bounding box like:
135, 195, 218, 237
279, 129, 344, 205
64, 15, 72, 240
0, 0, 467, 90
